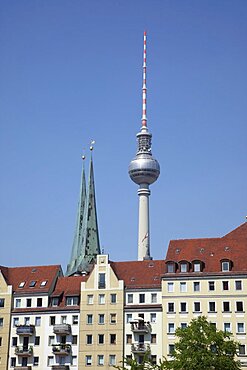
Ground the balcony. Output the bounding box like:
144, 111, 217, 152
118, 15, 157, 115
131, 322, 151, 334
131, 343, 150, 354
15, 345, 33, 356
52, 366, 70, 370
53, 324, 71, 335
16, 325, 35, 336
52, 344, 71, 356
14, 367, 32, 370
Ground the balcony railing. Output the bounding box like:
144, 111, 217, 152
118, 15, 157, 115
52, 344, 71, 356
14, 367, 32, 370
51, 366, 70, 370
16, 325, 35, 336
15, 345, 33, 356
131, 343, 151, 354
53, 324, 71, 335
131, 322, 151, 334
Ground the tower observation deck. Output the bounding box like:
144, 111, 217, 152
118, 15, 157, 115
128, 32, 160, 261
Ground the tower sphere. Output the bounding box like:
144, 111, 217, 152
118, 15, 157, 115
128, 153, 160, 185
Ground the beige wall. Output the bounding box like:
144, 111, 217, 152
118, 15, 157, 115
79, 255, 124, 369
0, 271, 12, 370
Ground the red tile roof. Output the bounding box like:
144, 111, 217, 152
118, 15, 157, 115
4, 265, 62, 293
52, 276, 88, 297
165, 223, 247, 275
110, 260, 166, 288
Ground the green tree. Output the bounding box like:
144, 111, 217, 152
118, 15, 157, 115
167, 316, 241, 370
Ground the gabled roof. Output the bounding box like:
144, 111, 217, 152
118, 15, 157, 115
5, 265, 62, 294
52, 275, 88, 297
165, 223, 247, 274
110, 260, 166, 288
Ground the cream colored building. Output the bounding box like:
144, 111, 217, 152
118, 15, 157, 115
79, 255, 124, 369
0, 267, 12, 370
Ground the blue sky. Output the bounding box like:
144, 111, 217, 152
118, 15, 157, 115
0, 0, 246, 270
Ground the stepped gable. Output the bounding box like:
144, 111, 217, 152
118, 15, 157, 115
165, 223, 247, 274
6, 264, 62, 293
110, 259, 166, 288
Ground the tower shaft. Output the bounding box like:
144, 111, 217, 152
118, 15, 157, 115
138, 185, 151, 260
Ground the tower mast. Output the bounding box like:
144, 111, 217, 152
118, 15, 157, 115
128, 32, 160, 261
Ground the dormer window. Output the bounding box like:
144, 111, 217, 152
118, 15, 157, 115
192, 260, 203, 272
29, 281, 36, 287
66, 296, 79, 306
180, 263, 188, 273
221, 259, 232, 272
166, 262, 176, 273
40, 280, 47, 287
52, 297, 59, 307
19, 282, 25, 288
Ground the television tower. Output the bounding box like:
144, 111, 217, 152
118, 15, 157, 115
128, 32, 160, 261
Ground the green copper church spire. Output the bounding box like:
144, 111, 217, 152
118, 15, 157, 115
66, 146, 101, 276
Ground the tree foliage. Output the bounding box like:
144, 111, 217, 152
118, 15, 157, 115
167, 316, 241, 370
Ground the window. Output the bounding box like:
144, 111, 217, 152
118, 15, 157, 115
109, 354, 116, 366
139, 294, 145, 303
209, 302, 216, 312
169, 344, 175, 355
0, 299, 4, 308
72, 356, 77, 366
236, 301, 244, 312
87, 314, 93, 324
35, 316, 41, 326
110, 334, 116, 344
24, 317, 30, 325
193, 282, 200, 292
19, 282, 25, 288
52, 297, 59, 306
168, 323, 175, 333
180, 302, 187, 313
15, 299, 21, 308
221, 261, 230, 272
72, 335, 77, 345
168, 302, 175, 313
151, 293, 157, 303
98, 314, 105, 325
87, 294, 93, 304
86, 355, 92, 366
193, 262, 201, 272
126, 314, 132, 323
61, 316, 67, 324
34, 336, 40, 345
222, 281, 229, 290
180, 263, 188, 273
209, 281, 215, 291
37, 298, 42, 307
237, 323, 245, 334
50, 316, 55, 326
40, 280, 47, 287
126, 334, 132, 344
180, 282, 187, 292
98, 334, 104, 344
29, 280, 36, 287
110, 294, 116, 304
98, 355, 104, 366
239, 345, 246, 355
127, 294, 133, 303
167, 282, 174, 292
48, 336, 55, 346
26, 298, 32, 307
98, 273, 106, 289
86, 334, 93, 345
10, 358, 16, 367
223, 301, 230, 312
12, 337, 17, 346
110, 313, 116, 324
72, 315, 78, 325
13, 318, 19, 327
224, 323, 231, 332
47, 356, 54, 366
150, 313, 156, 323
194, 302, 201, 312
66, 296, 79, 306
235, 280, 242, 291
167, 263, 175, 273
151, 355, 157, 365
181, 323, 187, 329
99, 294, 105, 304
151, 334, 156, 344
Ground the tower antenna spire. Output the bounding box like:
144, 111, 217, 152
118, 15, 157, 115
142, 31, 147, 128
